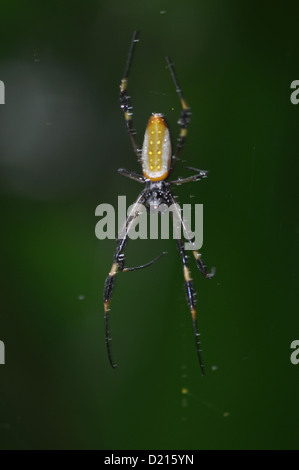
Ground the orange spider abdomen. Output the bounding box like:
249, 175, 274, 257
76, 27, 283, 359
141, 114, 172, 181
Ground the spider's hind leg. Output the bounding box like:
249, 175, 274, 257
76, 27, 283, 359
103, 191, 146, 368
192, 251, 215, 279
176, 239, 205, 376
103, 190, 166, 368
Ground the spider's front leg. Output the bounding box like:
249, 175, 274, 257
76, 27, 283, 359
166, 56, 192, 174
120, 30, 141, 158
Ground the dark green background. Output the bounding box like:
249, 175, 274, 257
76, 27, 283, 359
0, 0, 298, 450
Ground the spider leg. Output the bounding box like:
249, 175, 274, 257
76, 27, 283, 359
120, 31, 141, 158
193, 252, 216, 279
176, 238, 205, 376
169, 167, 209, 186
170, 194, 215, 279
166, 193, 214, 373
104, 190, 161, 368
165, 56, 191, 174
123, 251, 167, 272
104, 191, 146, 368
118, 168, 146, 183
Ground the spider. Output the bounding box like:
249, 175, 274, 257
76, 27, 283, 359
103, 31, 215, 375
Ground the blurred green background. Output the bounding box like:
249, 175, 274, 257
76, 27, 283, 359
0, 0, 298, 450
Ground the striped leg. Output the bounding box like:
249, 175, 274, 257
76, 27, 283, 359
118, 168, 145, 183
192, 251, 215, 279
166, 56, 192, 172
177, 239, 205, 376
104, 191, 146, 367
169, 193, 215, 279
104, 244, 166, 368
169, 195, 214, 373
120, 30, 140, 158
104, 191, 167, 368
169, 167, 209, 186
103, 238, 126, 368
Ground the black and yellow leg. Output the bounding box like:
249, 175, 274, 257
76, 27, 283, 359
166, 56, 192, 172
169, 192, 215, 280
104, 241, 167, 368
104, 237, 127, 368
118, 168, 145, 183
177, 239, 205, 376
192, 251, 215, 279
103, 189, 145, 368
104, 260, 119, 368
169, 167, 208, 186
120, 30, 141, 158
103, 190, 167, 368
